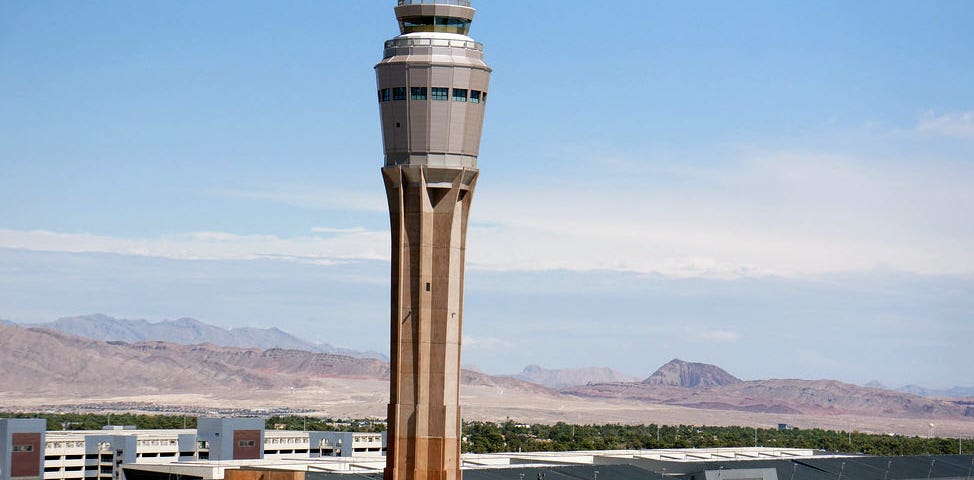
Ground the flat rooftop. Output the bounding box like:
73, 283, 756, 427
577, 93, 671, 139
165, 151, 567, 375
125, 447, 826, 475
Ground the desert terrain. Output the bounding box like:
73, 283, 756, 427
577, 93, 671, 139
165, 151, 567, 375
2, 379, 972, 438
2, 321, 972, 439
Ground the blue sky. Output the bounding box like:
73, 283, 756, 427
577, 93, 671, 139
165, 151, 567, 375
1, 1, 972, 387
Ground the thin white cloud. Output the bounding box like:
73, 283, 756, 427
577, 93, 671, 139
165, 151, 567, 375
690, 328, 740, 344
311, 226, 369, 234
462, 335, 517, 351
0, 228, 389, 264
467, 148, 974, 277
211, 187, 386, 213
915, 111, 974, 138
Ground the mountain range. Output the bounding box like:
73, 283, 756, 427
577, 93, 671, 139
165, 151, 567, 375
2, 317, 972, 423
866, 381, 974, 399
22, 314, 386, 360
513, 365, 638, 389
564, 360, 973, 418
0, 322, 543, 397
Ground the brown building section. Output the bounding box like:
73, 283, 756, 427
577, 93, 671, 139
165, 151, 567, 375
10, 432, 41, 478
225, 469, 304, 480
232, 430, 262, 460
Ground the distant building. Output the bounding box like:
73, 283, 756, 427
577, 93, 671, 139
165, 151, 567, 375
197, 418, 264, 461
1, 418, 46, 480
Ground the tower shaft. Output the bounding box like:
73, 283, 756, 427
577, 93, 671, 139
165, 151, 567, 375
375, 1, 491, 480
383, 166, 476, 480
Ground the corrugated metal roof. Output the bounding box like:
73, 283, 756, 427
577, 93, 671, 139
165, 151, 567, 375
305, 455, 974, 480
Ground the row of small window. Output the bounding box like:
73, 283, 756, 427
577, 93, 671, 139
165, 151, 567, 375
45, 466, 86, 472
137, 439, 178, 446
46, 454, 114, 460
378, 87, 486, 103
267, 437, 304, 444
136, 452, 178, 458
47, 442, 85, 449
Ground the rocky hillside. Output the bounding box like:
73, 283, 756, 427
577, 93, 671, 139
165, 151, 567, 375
24, 314, 386, 360
0, 323, 386, 396
898, 384, 974, 399
0, 323, 544, 397
565, 359, 973, 420
642, 358, 741, 387
514, 365, 637, 389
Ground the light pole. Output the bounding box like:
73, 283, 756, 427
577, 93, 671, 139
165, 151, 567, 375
845, 422, 853, 451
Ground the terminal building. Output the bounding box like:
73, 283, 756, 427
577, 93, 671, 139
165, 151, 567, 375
4, 419, 972, 480
0, 418, 385, 480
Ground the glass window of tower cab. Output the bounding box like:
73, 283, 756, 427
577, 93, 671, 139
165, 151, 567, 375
395, 0, 476, 36
400, 16, 470, 35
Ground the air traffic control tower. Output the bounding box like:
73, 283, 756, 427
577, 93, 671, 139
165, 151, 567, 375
375, 1, 491, 480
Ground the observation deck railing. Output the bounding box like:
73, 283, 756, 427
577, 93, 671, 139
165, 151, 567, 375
398, 0, 472, 6
385, 36, 482, 51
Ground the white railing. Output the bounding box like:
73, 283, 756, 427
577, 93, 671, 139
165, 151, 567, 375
385, 37, 482, 51
398, 0, 471, 6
